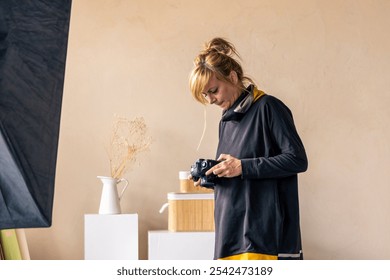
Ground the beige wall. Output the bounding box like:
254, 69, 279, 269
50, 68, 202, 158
25, 0, 390, 260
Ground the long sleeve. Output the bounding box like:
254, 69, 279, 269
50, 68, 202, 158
241, 96, 307, 179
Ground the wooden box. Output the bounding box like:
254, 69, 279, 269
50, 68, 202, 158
166, 192, 214, 232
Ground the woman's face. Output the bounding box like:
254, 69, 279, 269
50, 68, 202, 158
202, 72, 241, 110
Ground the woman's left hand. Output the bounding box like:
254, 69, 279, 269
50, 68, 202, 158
206, 154, 242, 178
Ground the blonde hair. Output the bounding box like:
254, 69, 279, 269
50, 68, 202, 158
189, 37, 255, 104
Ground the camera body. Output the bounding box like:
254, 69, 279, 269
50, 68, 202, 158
190, 158, 220, 187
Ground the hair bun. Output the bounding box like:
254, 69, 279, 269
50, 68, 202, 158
203, 37, 239, 58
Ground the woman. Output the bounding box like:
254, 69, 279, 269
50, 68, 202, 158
189, 37, 308, 260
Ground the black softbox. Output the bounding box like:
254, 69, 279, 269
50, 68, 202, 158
0, 0, 72, 229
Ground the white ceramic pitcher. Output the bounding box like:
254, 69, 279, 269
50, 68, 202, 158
97, 176, 128, 214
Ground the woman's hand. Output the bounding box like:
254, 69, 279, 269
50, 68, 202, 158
188, 174, 201, 186
206, 154, 242, 178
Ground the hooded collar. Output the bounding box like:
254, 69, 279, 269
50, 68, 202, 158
221, 85, 259, 122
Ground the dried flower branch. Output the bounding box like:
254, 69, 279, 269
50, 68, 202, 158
107, 116, 151, 179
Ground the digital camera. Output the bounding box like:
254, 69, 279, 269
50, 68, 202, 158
190, 158, 220, 187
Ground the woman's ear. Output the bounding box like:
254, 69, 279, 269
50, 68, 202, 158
229, 70, 238, 84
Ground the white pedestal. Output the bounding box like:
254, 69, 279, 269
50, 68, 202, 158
84, 214, 138, 260
148, 230, 215, 260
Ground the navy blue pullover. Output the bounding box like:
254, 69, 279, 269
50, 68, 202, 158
213, 85, 308, 259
